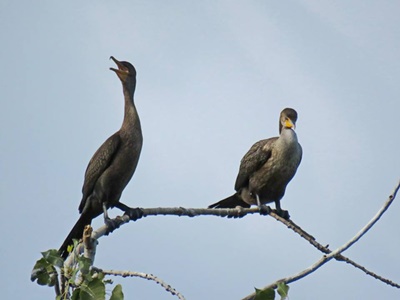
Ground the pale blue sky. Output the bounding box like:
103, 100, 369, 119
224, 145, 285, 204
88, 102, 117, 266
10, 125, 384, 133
1, 1, 399, 299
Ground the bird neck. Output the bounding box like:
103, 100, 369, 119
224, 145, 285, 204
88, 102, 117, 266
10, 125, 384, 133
279, 128, 298, 145
121, 84, 141, 135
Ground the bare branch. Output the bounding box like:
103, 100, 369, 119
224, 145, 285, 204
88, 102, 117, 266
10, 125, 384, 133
276, 216, 400, 288
241, 180, 400, 300
270, 215, 400, 288
66, 207, 263, 255
92, 267, 186, 300
64, 181, 400, 298
339, 256, 400, 288
89, 207, 265, 241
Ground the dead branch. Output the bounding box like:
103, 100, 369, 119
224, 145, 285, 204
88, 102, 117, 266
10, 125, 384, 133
241, 180, 400, 300
92, 267, 186, 300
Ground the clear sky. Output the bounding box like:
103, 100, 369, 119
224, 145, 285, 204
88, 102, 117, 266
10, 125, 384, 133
1, 1, 400, 299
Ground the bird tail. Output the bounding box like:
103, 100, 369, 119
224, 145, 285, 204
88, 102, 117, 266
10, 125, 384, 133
208, 193, 250, 209
58, 214, 92, 259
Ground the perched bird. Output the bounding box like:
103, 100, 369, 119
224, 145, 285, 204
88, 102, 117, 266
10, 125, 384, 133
59, 57, 143, 258
208, 108, 302, 219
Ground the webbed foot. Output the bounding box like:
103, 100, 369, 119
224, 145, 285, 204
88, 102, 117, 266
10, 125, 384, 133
104, 216, 123, 234
123, 207, 144, 221
259, 205, 272, 216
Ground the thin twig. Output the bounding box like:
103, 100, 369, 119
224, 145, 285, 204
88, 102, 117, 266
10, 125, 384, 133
339, 256, 400, 288
273, 216, 400, 288
241, 180, 400, 300
92, 267, 186, 300
59, 268, 67, 299
53, 271, 61, 297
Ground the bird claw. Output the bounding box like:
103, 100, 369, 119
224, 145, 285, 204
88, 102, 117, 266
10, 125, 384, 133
123, 207, 143, 221
258, 205, 272, 216
104, 217, 123, 234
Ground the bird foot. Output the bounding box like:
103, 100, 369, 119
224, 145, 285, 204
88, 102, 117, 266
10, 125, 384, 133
258, 205, 272, 215
273, 209, 290, 219
104, 216, 123, 234
123, 207, 144, 221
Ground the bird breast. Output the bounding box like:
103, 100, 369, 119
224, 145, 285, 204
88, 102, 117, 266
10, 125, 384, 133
250, 129, 301, 197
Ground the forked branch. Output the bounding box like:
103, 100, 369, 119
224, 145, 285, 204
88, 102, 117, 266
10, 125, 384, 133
241, 180, 400, 300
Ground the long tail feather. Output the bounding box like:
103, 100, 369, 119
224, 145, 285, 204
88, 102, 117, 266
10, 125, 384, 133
208, 193, 250, 209
58, 214, 92, 259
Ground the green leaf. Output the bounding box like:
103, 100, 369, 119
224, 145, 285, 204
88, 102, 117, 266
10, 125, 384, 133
254, 287, 275, 300
31, 257, 57, 286
277, 282, 289, 300
78, 256, 92, 277
67, 244, 74, 255
96, 271, 105, 281
31, 258, 49, 282
71, 288, 80, 300
110, 284, 124, 300
80, 278, 106, 300
41, 249, 64, 268
67, 267, 80, 283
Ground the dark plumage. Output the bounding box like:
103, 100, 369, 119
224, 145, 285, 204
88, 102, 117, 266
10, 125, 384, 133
208, 108, 302, 219
59, 57, 143, 258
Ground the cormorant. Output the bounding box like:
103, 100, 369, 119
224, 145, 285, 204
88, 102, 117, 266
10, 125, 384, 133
59, 57, 143, 258
208, 108, 302, 219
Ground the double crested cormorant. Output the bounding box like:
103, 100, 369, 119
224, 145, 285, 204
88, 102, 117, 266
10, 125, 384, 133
208, 108, 302, 219
59, 57, 143, 258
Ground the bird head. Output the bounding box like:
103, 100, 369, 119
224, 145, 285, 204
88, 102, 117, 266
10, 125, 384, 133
109, 56, 137, 91
279, 108, 298, 133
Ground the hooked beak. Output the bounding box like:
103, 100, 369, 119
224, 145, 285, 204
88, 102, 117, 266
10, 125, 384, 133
284, 118, 295, 130
109, 56, 129, 81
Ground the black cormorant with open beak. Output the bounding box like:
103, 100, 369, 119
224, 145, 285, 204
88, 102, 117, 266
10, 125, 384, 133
59, 57, 143, 258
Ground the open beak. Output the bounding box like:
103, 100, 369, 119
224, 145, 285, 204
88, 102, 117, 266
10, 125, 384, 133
110, 56, 129, 81
284, 118, 295, 130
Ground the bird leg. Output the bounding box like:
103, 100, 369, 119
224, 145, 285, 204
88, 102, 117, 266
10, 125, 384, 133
256, 194, 261, 207
256, 194, 271, 215
115, 202, 143, 221
102, 203, 122, 233
102, 202, 110, 222
274, 200, 290, 219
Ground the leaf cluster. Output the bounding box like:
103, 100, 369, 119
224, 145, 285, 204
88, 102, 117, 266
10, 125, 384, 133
254, 282, 289, 300
31, 245, 123, 300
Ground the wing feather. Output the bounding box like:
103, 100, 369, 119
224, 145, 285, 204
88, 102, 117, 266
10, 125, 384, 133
234, 137, 276, 191
78, 133, 121, 212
